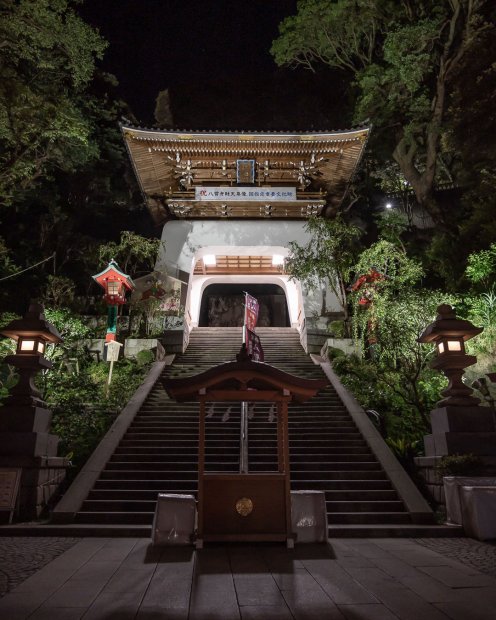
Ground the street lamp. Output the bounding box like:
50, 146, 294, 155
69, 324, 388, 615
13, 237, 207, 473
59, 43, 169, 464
418, 304, 483, 407
1, 302, 63, 406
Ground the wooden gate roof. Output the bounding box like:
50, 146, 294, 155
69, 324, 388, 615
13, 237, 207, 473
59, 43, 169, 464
162, 357, 328, 403
122, 125, 369, 223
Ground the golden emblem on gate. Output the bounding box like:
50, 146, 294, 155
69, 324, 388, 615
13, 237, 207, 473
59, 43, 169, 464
235, 497, 253, 517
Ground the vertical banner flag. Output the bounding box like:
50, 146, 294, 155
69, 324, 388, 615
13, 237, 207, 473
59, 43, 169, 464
244, 293, 259, 331
245, 327, 265, 362
244, 292, 264, 361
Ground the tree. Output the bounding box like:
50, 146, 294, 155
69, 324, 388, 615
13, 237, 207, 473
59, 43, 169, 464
465, 243, 496, 289
285, 216, 362, 326
98, 231, 163, 278
154, 89, 174, 128
0, 0, 107, 204
272, 0, 493, 226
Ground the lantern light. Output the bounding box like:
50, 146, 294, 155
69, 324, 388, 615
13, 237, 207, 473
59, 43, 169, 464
0, 303, 63, 407
203, 254, 217, 266
106, 280, 122, 296
1, 303, 62, 359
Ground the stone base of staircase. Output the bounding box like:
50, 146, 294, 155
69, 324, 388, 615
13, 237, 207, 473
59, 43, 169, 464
327, 524, 463, 538
0, 522, 463, 538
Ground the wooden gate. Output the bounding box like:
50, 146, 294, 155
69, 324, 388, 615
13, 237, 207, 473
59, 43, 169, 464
163, 346, 327, 547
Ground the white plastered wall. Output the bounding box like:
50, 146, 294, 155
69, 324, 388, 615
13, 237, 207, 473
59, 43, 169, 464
156, 220, 342, 327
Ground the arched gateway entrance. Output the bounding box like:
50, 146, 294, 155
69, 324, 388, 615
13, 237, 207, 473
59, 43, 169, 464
199, 283, 290, 327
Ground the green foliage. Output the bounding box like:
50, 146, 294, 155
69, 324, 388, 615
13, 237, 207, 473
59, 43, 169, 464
326, 346, 346, 361
129, 296, 166, 337
0, 0, 107, 203
285, 216, 362, 322
374, 211, 409, 249
0, 236, 17, 278
98, 231, 163, 278
136, 349, 155, 368
43, 307, 91, 346
44, 275, 76, 308
272, 1, 492, 224
47, 357, 152, 473
0, 312, 20, 401
386, 436, 422, 465
271, 0, 383, 72
341, 231, 453, 433
436, 453, 485, 477
465, 243, 496, 288
353, 240, 424, 292
463, 288, 496, 359
327, 320, 345, 338
332, 353, 437, 439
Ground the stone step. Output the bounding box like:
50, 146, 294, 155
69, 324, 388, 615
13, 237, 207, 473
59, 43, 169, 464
69, 325, 414, 529
326, 501, 405, 512
327, 512, 412, 524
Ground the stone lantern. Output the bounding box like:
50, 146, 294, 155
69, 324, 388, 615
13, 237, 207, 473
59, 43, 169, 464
1, 303, 63, 407
0, 303, 69, 521
417, 304, 495, 458
418, 304, 482, 408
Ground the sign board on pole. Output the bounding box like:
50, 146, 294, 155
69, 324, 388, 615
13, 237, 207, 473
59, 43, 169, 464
103, 340, 123, 362
245, 327, 264, 362
244, 293, 259, 332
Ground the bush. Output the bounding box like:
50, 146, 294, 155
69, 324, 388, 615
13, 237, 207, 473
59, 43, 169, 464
136, 349, 155, 367
46, 357, 153, 475
328, 320, 346, 338
436, 453, 485, 477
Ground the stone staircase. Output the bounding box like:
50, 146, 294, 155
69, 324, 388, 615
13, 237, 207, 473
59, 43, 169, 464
70, 327, 443, 535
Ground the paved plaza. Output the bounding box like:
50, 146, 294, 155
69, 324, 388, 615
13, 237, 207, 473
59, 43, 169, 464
1, 536, 496, 619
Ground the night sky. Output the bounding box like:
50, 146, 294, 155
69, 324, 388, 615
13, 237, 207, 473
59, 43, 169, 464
79, 0, 350, 130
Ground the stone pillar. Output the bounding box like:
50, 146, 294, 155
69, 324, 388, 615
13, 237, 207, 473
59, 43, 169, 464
0, 402, 69, 521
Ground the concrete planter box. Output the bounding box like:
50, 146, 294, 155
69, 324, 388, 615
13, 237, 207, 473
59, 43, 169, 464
460, 486, 496, 540
124, 339, 165, 359
443, 476, 496, 525
321, 338, 361, 358
83, 338, 165, 360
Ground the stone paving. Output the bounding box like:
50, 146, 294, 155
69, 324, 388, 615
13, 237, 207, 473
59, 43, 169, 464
0, 536, 496, 618
0, 537, 80, 598
416, 537, 496, 577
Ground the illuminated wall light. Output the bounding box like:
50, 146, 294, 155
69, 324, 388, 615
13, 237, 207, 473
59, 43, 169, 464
272, 255, 285, 266
203, 254, 217, 266
385, 202, 392, 209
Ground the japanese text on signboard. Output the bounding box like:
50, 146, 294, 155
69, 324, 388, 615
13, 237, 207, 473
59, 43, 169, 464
195, 187, 296, 201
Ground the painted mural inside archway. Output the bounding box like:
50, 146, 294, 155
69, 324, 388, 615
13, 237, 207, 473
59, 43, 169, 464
199, 283, 290, 327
